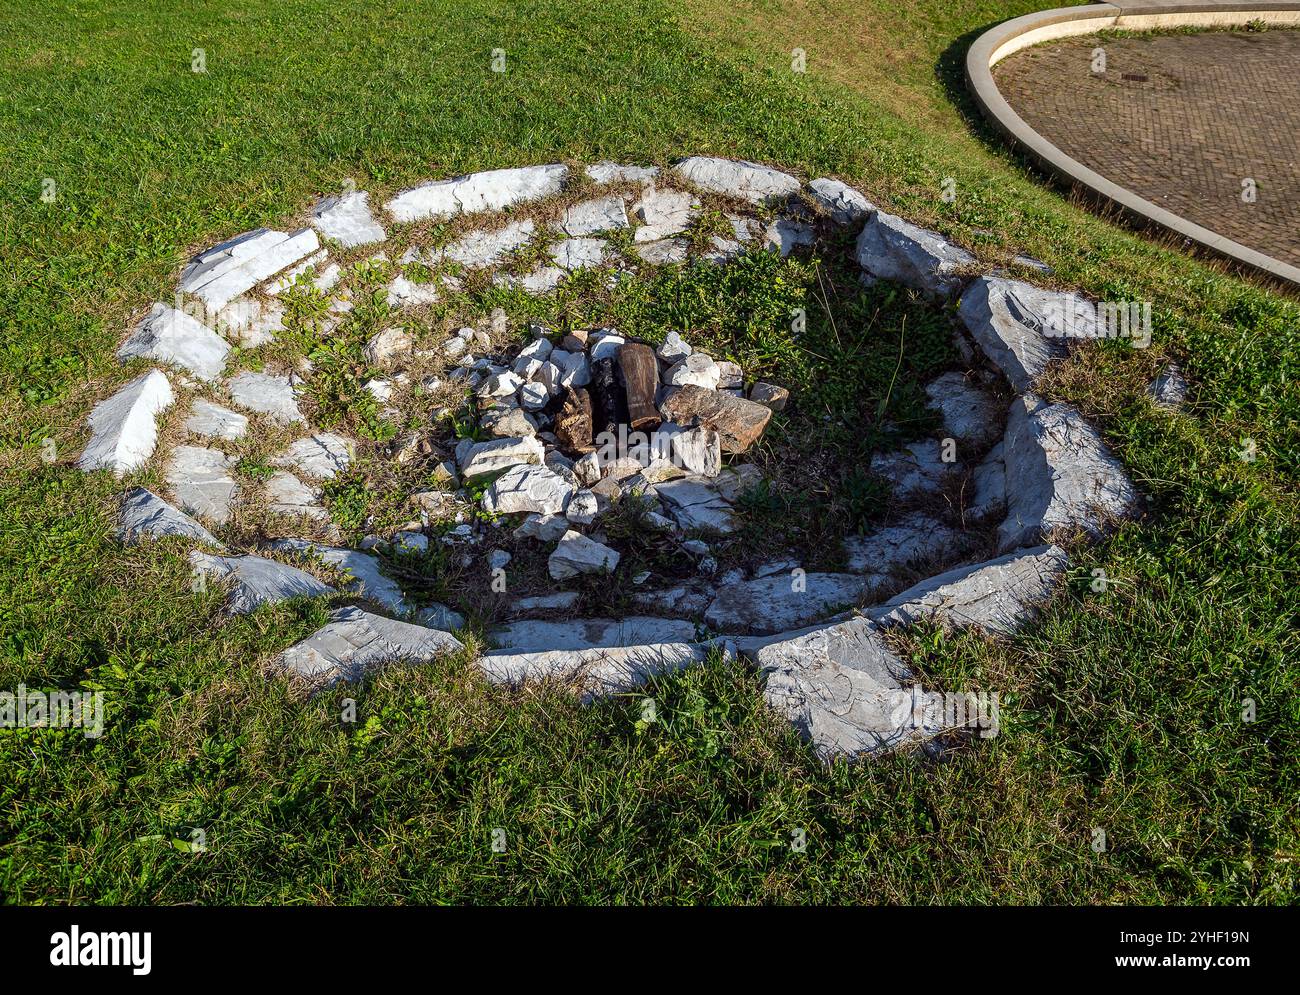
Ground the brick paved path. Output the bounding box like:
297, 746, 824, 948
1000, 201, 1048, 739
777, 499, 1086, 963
994, 29, 1300, 268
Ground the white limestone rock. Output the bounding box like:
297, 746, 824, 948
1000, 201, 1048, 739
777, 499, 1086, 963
856, 212, 975, 298
270, 540, 410, 614
483, 464, 574, 516
514, 512, 570, 542
843, 513, 968, 575
672, 157, 801, 205
264, 471, 328, 519
277, 606, 464, 686
746, 615, 927, 758
490, 616, 697, 652
632, 186, 696, 241
386, 274, 442, 308
480, 640, 729, 702
998, 397, 1140, 551
705, 572, 878, 635
190, 550, 334, 615
656, 331, 692, 363
365, 325, 414, 365
166, 445, 238, 524
275, 433, 354, 481
385, 164, 568, 222
763, 219, 814, 257
458, 435, 545, 482
924, 371, 1003, 449
671, 426, 722, 477
870, 440, 956, 501
550, 237, 607, 270
431, 219, 536, 268
808, 177, 875, 225
586, 162, 660, 185
519, 382, 550, 410
655, 475, 736, 533
549, 530, 620, 580
664, 352, 720, 390
118, 304, 230, 381
958, 276, 1095, 391
77, 370, 174, 477
558, 195, 628, 236
117, 487, 222, 546
185, 398, 248, 441
181, 227, 320, 310
968, 442, 1006, 522
565, 489, 601, 525
226, 372, 304, 424
634, 239, 690, 265
869, 544, 1069, 634
1149, 363, 1188, 409
264, 250, 340, 295
311, 190, 386, 247
497, 265, 566, 295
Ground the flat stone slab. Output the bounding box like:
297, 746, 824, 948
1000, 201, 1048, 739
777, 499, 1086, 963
655, 475, 736, 533
705, 572, 877, 635
958, 276, 1094, 391
632, 186, 696, 241
385, 164, 568, 222
274, 433, 355, 481
181, 227, 320, 310
118, 304, 230, 381
226, 372, 305, 424
999, 396, 1140, 552
311, 190, 386, 247
870, 440, 956, 501
429, 219, 536, 268
672, 157, 801, 205
869, 544, 1069, 634
166, 445, 238, 524
270, 540, 409, 614
744, 615, 927, 758
217, 297, 284, 347
117, 487, 221, 547
458, 435, 545, 482
558, 194, 628, 236
808, 177, 875, 225
924, 371, 1003, 450
278, 606, 464, 686
191, 550, 335, 615
550, 237, 607, 270
763, 219, 814, 257
490, 616, 697, 652
78, 369, 174, 477
856, 211, 975, 298
185, 398, 248, 441
480, 639, 732, 702
843, 513, 968, 575
264, 471, 327, 519
586, 162, 659, 184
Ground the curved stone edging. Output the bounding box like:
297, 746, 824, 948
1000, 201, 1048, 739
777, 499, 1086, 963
965, 3, 1300, 288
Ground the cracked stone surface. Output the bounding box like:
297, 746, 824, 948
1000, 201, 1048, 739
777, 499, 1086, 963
216, 297, 284, 348
869, 544, 1069, 634
275, 433, 355, 481
586, 162, 659, 184
385, 164, 568, 222
118, 303, 230, 382
166, 445, 238, 524
185, 398, 248, 441
843, 513, 968, 575
550, 237, 607, 270
270, 539, 409, 614
808, 177, 875, 225
278, 606, 464, 686
181, 227, 320, 310
78, 369, 174, 476
481, 639, 732, 702
745, 615, 927, 758
312, 190, 386, 247
429, 219, 536, 268
704, 572, 879, 635
655, 475, 736, 533
924, 371, 1003, 450
458, 435, 545, 482
763, 219, 814, 257
190, 550, 334, 615
558, 194, 628, 235
856, 211, 975, 297
491, 616, 697, 651
999, 396, 1140, 552
549, 530, 620, 579
870, 440, 956, 501
226, 372, 304, 424
958, 276, 1098, 392
264, 471, 327, 519
483, 463, 574, 516
117, 487, 222, 547
672, 157, 801, 205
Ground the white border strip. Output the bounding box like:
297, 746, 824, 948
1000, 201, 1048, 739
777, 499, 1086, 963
967, 5, 1300, 287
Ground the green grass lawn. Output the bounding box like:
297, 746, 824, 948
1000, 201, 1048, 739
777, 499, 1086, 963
1, 0, 1297, 904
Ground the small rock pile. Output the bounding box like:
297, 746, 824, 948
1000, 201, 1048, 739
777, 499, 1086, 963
447, 322, 787, 580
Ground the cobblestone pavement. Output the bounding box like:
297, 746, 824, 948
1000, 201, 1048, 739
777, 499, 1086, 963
994, 29, 1300, 268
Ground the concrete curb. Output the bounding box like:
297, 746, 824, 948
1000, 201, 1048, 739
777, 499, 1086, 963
965, 4, 1300, 287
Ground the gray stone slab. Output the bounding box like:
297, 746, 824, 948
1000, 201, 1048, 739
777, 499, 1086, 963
118, 304, 230, 381
117, 487, 222, 546
166, 445, 238, 524
385, 165, 568, 222
191, 550, 334, 615
278, 606, 464, 685
77, 370, 174, 477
